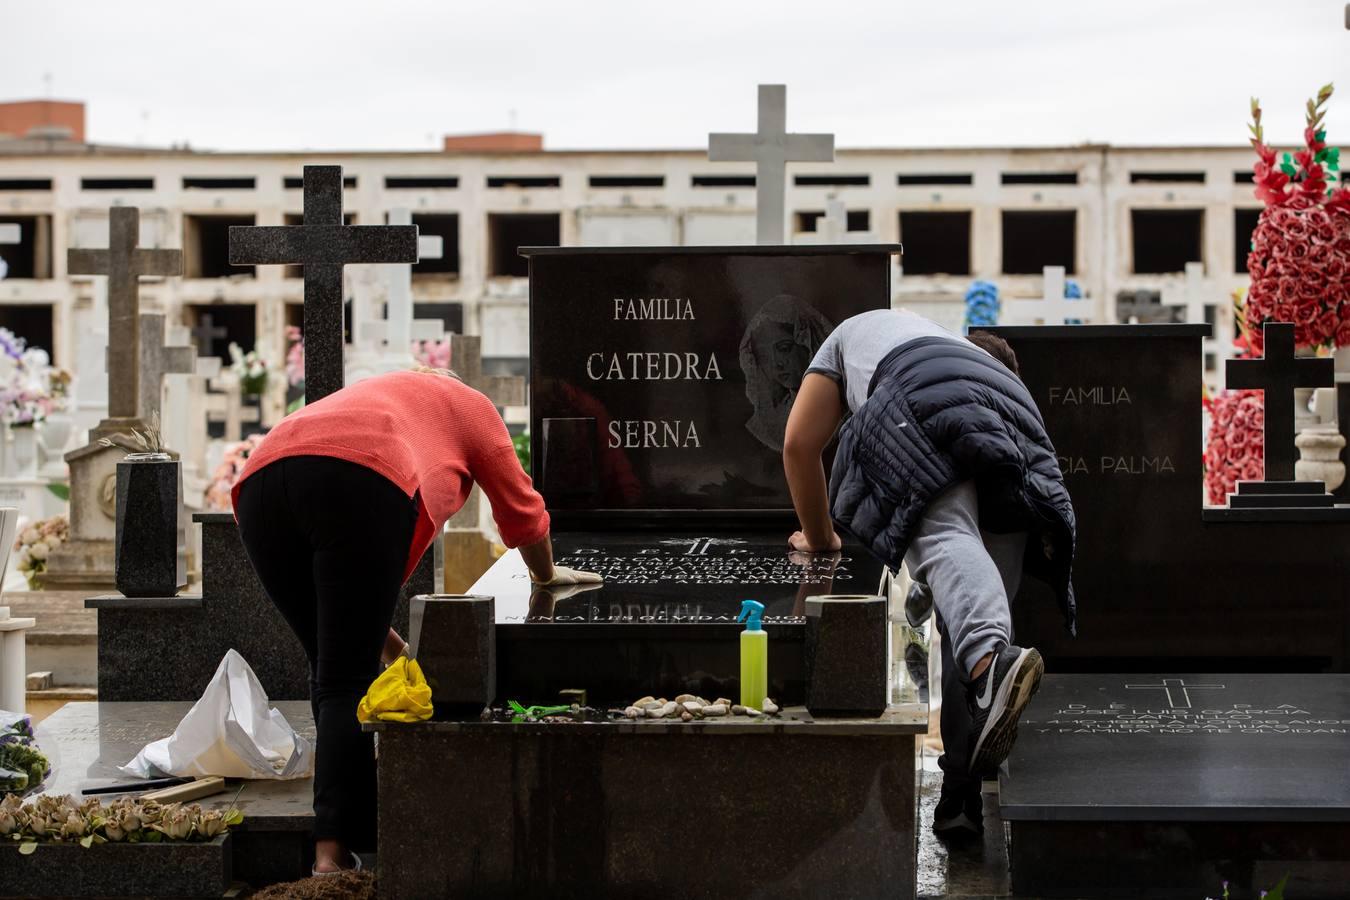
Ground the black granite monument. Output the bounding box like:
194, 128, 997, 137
374, 244, 928, 899
469, 245, 903, 706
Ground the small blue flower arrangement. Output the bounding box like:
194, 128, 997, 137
963, 280, 1001, 329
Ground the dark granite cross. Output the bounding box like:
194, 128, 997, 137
67, 207, 182, 427
228, 166, 418, 402
1226, 322, 1334, 481
189, 312, 228, 357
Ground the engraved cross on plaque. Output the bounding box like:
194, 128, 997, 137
709, 84, 834, 245
1126, 678, 1226, 709
67, 206, 182, 428
228, 166, 418, 402
659, 537, 749, 556
1226, 321, 1334, 481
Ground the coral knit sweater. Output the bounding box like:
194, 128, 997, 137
232, 370, 549, 582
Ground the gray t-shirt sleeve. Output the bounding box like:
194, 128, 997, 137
805, 329, 843, 383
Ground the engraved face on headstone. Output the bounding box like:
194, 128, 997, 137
738, 293, 833, 451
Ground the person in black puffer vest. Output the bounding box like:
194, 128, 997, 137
782, 308, 1076, 842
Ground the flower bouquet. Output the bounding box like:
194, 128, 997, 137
13, 515, 68, 589
205, 434, 266, 511
0, 711, 49, 797
0, 793, 241, 852
413, 336, 452, 370
0, 336, 62, 428
963, 281, 1000, 329
1203, 389, 1264, 505
227, 343, 269, 397
1244, 83, 1350, 352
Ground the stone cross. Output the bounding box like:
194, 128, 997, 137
229, 166, 418, 402
1163, 261, 1233, 385
0, 223, 19, 281
709, 84, 834, 245
1226, 321, 1335, 481
189, 312, 228, 357
817, 198, 847, 243
206, 371, 262, 443
67, 207, 182, 428
360, 208, 446, 354
1125, 678, 1226, 709
137, 313, 196, 426
1008, 266, 1096, 325
450, 334, 525, 407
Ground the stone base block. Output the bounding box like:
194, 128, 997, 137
376, 724, 918, 898
0, 833, 231, 898
42, 538, 116, 592
1010, 820, 1350, 899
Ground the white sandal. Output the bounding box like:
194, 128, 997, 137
311, 851, 363, 877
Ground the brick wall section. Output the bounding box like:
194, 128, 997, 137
0, 100, 85, 141
443, 132, 543, 152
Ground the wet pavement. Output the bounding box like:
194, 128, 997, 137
916, 749, 1012, 900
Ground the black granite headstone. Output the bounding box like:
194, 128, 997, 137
1001, 673, 1350, 898
980, 324, 1350, 670
468, 245, 900, 706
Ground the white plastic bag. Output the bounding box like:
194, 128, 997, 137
121, 649, 314, 780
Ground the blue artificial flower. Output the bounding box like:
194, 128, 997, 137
964, 280, 1001, 329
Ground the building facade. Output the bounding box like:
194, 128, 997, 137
0, 138, 1263, 406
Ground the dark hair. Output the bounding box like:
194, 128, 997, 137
967, 332, 1020, 376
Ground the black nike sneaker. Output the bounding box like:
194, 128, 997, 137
966, 644, 1044, 774
932, 783, 984, 839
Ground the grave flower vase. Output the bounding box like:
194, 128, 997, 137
38, 413, 73, 464
114, 453, 182, 598
10, 426, 37, 479
804, 594, 889, 717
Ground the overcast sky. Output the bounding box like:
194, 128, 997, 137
5, 1, 1349, 153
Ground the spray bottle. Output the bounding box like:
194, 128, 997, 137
737, 599, 767, 711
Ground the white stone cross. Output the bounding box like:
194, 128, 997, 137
206, 370, 261, 443
817, 198, 847, 243
1163, 261, 1233, 389
162, 325, 222, 488
709, 84, 834, 245
0, 223, 18, 281
1125, 678, 1226, 709
359, 208, 446, 357
1007, 266, 1097, 325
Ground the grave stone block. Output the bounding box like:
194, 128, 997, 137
409, 594, 495, 712
804, 593, 888, 717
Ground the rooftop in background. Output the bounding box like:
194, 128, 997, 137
443, 132, 543, 153
0, 99, 85, 143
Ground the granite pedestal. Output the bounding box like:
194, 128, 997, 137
33, 701, 315, 890
88, 512, 434, 701
369, 703, 925, 898
1001, 674, 1350, 898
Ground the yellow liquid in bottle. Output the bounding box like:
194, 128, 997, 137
740, 629, 768, 710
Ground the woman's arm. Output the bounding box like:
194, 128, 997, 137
783, 373, 845, 552
518, 533, 556, 583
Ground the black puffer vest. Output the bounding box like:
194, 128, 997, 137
829, 336, 1077, 634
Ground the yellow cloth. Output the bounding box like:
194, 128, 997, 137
357, 656, 434, 723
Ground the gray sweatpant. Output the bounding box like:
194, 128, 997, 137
903, 480, 1026, 788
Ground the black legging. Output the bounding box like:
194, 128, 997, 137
235, 455, 417, 850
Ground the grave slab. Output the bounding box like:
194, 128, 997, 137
1001, 673, 1350, 898
35, 700, 315, 889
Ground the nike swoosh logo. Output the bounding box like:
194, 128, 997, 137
976, 666, 997, 710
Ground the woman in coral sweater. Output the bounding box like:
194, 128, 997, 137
232, 368, 598, 874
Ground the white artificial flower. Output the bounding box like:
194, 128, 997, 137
30, 541, 49, 561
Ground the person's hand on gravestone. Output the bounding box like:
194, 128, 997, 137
531, 565, 604, 587
788, 530, 842, 554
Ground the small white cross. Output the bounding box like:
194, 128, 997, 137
709, 84, 834, 245
359, 207, 446, 352
1162, 261, 1233, 389
1006, 266, 1098, 325
1125, 678, 1226, 709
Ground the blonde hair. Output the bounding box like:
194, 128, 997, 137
411, 365, 462, 382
